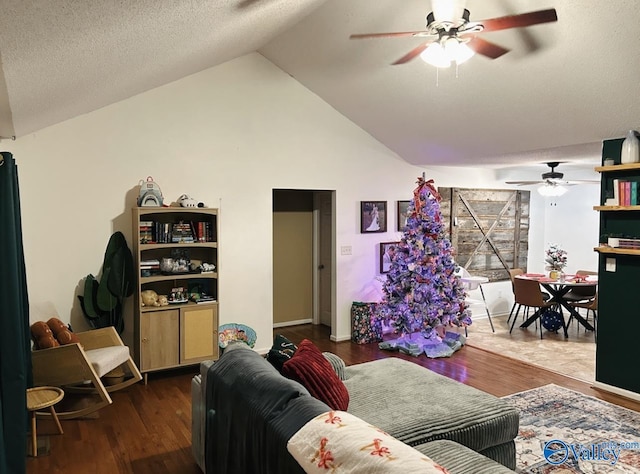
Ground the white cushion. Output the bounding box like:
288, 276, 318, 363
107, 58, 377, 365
85, 346, 129, 377
288, 411, 448, 473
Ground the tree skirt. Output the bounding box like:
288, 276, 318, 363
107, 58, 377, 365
379, 331, 466, 358
503, 384, 640, 473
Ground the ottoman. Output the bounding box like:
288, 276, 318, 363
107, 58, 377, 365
343, 357, 519, 469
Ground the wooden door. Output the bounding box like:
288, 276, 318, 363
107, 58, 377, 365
317, 191, 333, 327
440, 188, 530, 281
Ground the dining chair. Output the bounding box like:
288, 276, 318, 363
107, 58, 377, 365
564, 270, 597, 302
509, 277, 557, 339
507, 268, 552, 324
568, 291, 598, 336
507, 268, 524, 324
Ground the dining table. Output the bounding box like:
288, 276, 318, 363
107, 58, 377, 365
515, 273, 598, 336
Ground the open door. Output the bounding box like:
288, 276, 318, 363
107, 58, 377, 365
314, 191, 334, 328
273, 189, 335, 333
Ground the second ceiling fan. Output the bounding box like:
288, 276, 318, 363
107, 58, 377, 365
506, 162, 598, 196
350, 1, 558, 67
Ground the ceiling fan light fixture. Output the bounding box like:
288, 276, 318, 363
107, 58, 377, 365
420, 42, 451, 68
420, 36, 475, 68
451, 40, 475, 64
537, 183, 567, 197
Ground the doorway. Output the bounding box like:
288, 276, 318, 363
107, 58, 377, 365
272, 189, 335, 333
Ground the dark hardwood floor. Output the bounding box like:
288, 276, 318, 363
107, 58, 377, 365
26, 323, 640, 473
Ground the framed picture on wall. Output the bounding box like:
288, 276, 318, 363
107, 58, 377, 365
397, 200, 411, 231
380, 241, 401, 273
360, 201, 387, 233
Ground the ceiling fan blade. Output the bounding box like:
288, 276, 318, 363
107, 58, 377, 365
466, 37, 509, 59
479, 8, 558, 33
564, 180, 600, 185
505, 181, 544, 185
392, 40, 435, 65
350, 31, 430, 40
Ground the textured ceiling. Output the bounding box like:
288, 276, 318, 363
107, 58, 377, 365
1, 0, 639, 170
0, 0, 326, 138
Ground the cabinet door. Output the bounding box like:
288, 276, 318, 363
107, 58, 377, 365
140, 309, 180, 371
180, 305, 218, 365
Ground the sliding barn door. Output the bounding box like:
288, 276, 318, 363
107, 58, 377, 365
440, 188, 530, 281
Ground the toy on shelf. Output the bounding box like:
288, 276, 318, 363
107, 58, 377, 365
177, 194, 206, 208
140, 289, 168, 307
177, 194, 197, 207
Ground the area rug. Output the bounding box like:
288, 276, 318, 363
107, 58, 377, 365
503, 384, 640, 473
466, 314, 596, 383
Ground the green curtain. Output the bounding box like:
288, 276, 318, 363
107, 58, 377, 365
0, 151, 31, 471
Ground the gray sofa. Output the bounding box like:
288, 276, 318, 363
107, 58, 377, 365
192, 343, 519, 473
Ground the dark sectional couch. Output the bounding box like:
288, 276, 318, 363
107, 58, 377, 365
191, 342, 520, 473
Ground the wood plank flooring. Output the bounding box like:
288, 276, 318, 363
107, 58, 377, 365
26, 324, 640, 473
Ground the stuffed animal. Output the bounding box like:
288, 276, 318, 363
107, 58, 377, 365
30, 321, 59, 349
47, 317, 81, 346
141, 289, 160, 306
157, 294, 169, 306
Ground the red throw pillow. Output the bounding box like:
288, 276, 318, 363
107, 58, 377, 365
282, 339, 349, 411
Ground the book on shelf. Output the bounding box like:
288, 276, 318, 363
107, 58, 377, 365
192, 221, 213, 242
139, 220, 155, 243
139, 219, 213, 243
625, 181, 632, 206
617, 238, 640, 249
614, 179, 640, 206
195, 296, 216, 304
140, 258, 160, 277
197, 221, 205, 242
171, 221, 194, 243
151, 222, 171, 243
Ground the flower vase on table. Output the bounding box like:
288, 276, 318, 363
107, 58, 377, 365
545, 244, 567, 281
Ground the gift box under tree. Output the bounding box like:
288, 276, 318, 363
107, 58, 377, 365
351, 302, 383, 344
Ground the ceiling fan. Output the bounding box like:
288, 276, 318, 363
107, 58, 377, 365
506, 162, 598, 196
349, 1, 557, 67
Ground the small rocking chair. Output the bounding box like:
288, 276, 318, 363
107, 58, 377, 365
31, 326, 142, 420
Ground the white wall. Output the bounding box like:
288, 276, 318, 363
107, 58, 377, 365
540, 187, 600, 274
3, 53, 600, 351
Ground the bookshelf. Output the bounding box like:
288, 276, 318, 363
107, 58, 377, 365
132, 207, 219, 383
594, 140, 640, 397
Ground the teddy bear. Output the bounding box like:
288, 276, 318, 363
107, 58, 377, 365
141, 289, 160, 306
157, 294, 169, 306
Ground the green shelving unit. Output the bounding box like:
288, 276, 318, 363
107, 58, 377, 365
595, 138, 640, 395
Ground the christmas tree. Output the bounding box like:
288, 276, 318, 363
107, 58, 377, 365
378, 177, 471, 356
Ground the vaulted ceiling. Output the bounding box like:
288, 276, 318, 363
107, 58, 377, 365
1, 0, 638, 170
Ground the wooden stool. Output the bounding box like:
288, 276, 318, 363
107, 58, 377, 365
26, 386, 64, 457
